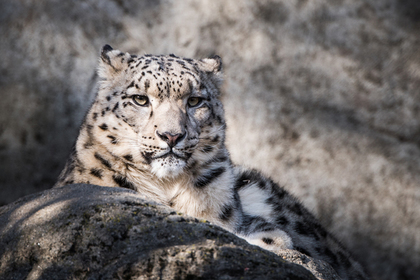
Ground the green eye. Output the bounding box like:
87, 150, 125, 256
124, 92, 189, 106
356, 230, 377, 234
133, 95, 149, 106
188, 97, 203, 107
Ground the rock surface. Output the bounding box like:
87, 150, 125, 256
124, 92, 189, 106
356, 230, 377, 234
0, 184, 335, 280
1, 1, 420, 279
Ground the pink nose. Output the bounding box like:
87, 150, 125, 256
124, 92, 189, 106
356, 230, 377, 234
156, 131, 185, 147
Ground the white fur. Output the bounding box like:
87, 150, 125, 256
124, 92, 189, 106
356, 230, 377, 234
150, 156, 187, 179
238, 183, 273, 218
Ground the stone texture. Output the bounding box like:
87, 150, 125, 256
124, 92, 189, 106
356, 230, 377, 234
278, 250, 341, 280
1, 1, 419, 279
0, 184, 322, 280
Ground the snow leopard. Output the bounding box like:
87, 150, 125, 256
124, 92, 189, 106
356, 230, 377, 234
55, 45, 368, 279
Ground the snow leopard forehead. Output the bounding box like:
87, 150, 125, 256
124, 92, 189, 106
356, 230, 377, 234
98, 45, 223, 101
125, 54, 208, 101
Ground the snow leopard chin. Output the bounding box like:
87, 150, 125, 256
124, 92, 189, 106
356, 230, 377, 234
150, 155, 186, 179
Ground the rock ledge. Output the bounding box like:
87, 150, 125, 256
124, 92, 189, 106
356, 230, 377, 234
0, 184, 332, 279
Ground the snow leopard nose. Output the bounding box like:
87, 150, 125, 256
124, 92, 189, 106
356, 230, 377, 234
157, 131, 186, 148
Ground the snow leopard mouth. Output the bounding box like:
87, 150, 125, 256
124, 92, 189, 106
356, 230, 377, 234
142, 150, 191, 164
156, 151, 186, 160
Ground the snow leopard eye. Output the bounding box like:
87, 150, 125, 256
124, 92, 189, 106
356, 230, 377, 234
132, 95, 149, 106
188, 97, 203, 107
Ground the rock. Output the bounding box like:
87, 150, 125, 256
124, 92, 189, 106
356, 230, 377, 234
278, 250, 341, 280
0, 184, 329, 280
1, 1, 419, 279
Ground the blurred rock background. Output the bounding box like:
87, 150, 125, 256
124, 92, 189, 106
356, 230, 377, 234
0, 0, 419, 279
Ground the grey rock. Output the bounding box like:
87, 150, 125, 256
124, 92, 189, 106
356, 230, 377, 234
0, 184, 322, 280
1, 1, 419, 279
278, 250, 341, 280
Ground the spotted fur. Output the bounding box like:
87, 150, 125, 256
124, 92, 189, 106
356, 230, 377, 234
55, 45, 368, 279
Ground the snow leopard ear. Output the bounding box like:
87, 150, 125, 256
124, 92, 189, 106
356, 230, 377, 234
198, 55, 223, 86
198, 55, 222, 73
98, 44, 131, 80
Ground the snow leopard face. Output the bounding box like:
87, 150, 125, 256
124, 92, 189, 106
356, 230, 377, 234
88, 45, 225, 178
